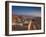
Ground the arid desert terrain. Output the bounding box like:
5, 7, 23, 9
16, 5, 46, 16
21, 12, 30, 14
12, 15, 41, 31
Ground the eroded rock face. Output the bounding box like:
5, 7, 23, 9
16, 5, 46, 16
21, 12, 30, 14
12, 15, 41, 31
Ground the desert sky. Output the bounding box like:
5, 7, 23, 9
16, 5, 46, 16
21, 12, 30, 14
12, 6, 41, 17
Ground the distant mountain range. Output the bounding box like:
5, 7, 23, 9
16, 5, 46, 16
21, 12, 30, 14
12, 14, 41, 19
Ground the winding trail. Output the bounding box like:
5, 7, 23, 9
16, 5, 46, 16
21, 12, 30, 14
28, 21, 32, 30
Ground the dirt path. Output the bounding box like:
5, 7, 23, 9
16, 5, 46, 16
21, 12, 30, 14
28, 21, 32, 30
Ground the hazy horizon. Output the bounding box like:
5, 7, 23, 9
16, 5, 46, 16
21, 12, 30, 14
12, 6, 41, 17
